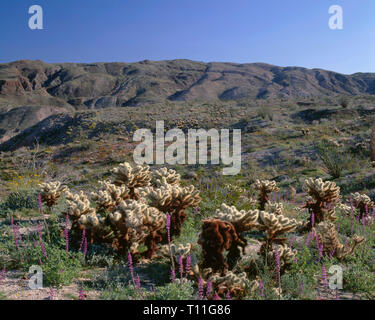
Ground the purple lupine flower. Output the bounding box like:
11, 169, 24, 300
311, 213, 315, 228
78, 287, 86, 300
274, 249, 281, 298
170, 268, 176, 283
185, 255, 191, 278
10, 218, 23, 262
336, 223, 340, 234
318, 243, 324, 263
79, 229, 86, 251
166, 213, 171, 231
49, 287, 54, 300
226, 291, 231, 300
198, 277, 204, 300
206, 280, 212, 298
213, 292, 220, 300
259, 279, 264, 297
299, 281, 304, 297
37, 224, 48, 260
38, 194, 43, 214
64, 214, 69, 252
329, 248, 335, 260
321, 265, 328, 290
350, 219, 354, 234
83, 237, 88, 257
305, 232, 311, 246
178, 256, 183, 279
128, 253, 136, 286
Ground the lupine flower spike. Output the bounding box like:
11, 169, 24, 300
198, 277, 204, 300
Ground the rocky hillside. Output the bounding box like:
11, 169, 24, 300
1, 59, 375, 109
0, 59, 375, 147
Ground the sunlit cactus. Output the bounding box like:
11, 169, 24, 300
209, 271, 250, 298
254, 180, 279, 210
315, 221, 364, 260
351, 192, 375, 219
151, 167, 181, 187
257, 211, 298, 254
39, 181, 68, 208
300, 178, 341, 232
111, 162, 151, 198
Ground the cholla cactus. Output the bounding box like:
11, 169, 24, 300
315, 222, 364, 260
265, 201, 284, 215
351, 192, 375, 219
111, 162, 151, 197
198, 219, 246, 274
65, 190, 96, 224
214, 203, 259, 233
209, 271, 250, 298
91, 181, 131, 211
141, 184, 201, 237
39, 181, 68, 208
78, 210, 106, 230
266, 244, 297, 272
110, 200, 165, 257
257, 211, 298, 253
151, 168, 181, 187
65, 190, 110, 243
336, 202, 352, 214
300, 178, 341, 231
254, 180, 279, 210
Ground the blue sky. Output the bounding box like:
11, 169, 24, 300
1, 0, 374, 74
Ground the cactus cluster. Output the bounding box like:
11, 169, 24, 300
351, 192, 375, 219
300, 178, 341, 231
59, 162, 200, 258
36, 172, 372, 299
198, 180, 299, 297
38, 181, 68, 208
314, 222, 364, 260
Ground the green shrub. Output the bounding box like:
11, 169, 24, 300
257, 106, 273, 121
316, 141, 350, 179
339, 96, 350, 108
0, 189, 39, 213
18, 243, 83, 287
152, 281, 196, 300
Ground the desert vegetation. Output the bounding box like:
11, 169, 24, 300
1, 93, 375, 300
